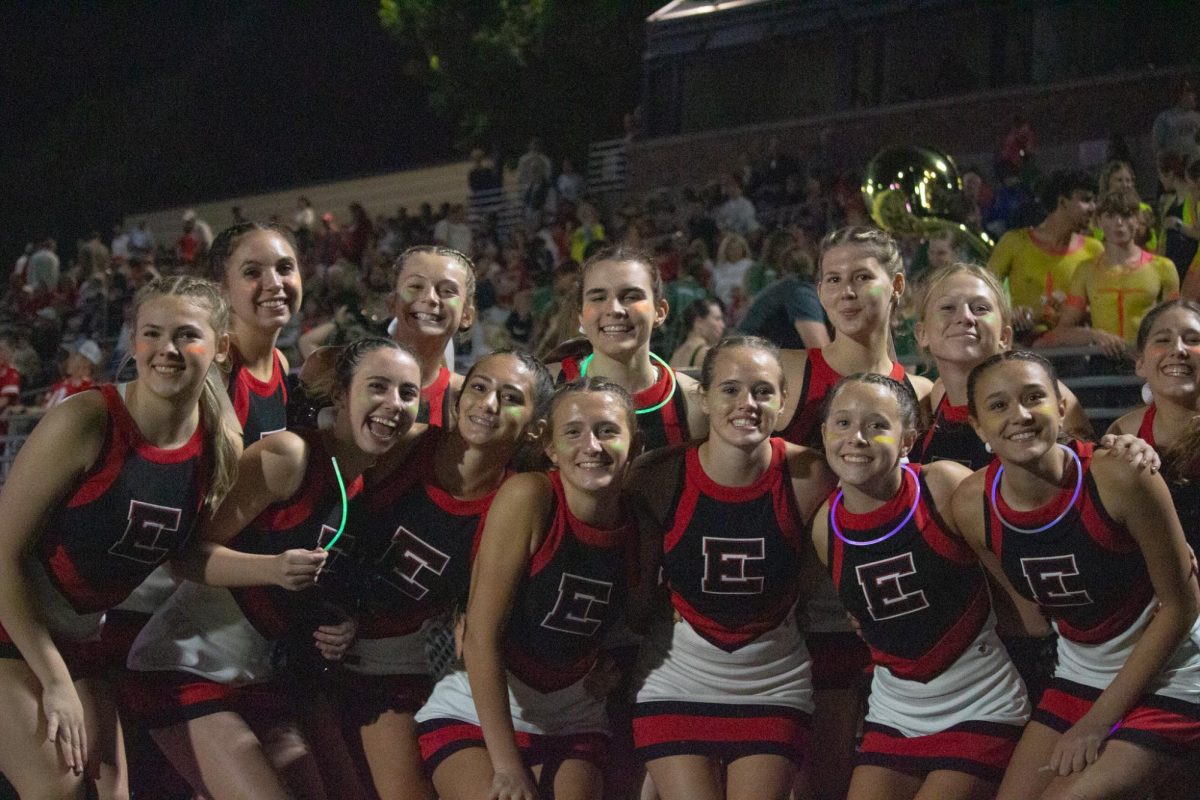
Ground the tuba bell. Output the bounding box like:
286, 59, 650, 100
861, 145, 993, 259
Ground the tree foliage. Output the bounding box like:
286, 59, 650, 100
379, 0, 658, 163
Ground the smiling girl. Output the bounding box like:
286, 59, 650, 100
0, 276, 237, 798
953, 351, 1200, 800
342, 350, 553, 800
629, 336, 834, 800
415, 378, 640, 800
128, 337, 422, 800
813, 374, 1028, 800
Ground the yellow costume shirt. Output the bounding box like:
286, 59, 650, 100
988, 229, 1103, 310
1066, 249, 1180, 343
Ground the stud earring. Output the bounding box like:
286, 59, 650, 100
985, 441, 993, 453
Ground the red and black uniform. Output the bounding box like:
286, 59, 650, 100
632, 438, 814, 763
777, 348, 906, 687
228, 348, 288, 443
343, 429, 499, 721
1138, 404, 1200, 550
910, 394, 991, 470
230, 430, 361, 646
558, 354, 689, 451
416, 471, 637, 772
829, 466, 989, 682
417, 365, 454, 428
777, 348, 909, 450
984, 440, 1200, 757
661, 439, 804, 650
0, 384, 207, 674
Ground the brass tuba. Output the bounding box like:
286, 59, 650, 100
861, 145, 993, 258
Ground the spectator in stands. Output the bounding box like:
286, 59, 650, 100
316, 212, 343, 268
569, 201, 606, 263
1040, 190, 1179, 355
738, 245, 829, 350
432, 203, 473, 255
292, 196, 316, 254
515, 136, 553, 197
342, 201, 374, 266
0, 334, 21, 413
182, 208, 214, 253
709, 232, 754, 315
1095, 159, 1157, 251
110, 222, 130, 264
76, 230, 110, 286
998, 113, 1036, 178
983, 162, 1035, 237
42, 339, 100, 409
1158, 152, 1197, 283
987, 168, 1101, 334
556, 156, 583, 206
468, 147, 501, 196
176, 219, 200, 268
714, 172, 760, 236
26, 238, 60, 294
961, 167, 991, 229
128, 221, 155, 256
745, 229, 790, 297
532, 259, 582, 360
1152, 78, 1200, 162
669, 296, 725, 369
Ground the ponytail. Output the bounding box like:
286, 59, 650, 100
199, 367, 239, 511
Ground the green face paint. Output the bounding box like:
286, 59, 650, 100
867, 285, 885, 297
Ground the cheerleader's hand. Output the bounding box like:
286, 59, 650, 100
488, 768, 538, 800
1098, 433, 1160, 474
314, 615, 357, 661
273, 548, 327, 591
43, 679, 87, 776
846, 611, 864, 640
1048, 717, 1109, 776
583, 652, 621, 698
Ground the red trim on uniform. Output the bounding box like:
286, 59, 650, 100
670, 583, 798, 651
66, 387, 125, 506
688, 437, 782, 503
100, 383, 205, 465
833, 464, 921, 531
663, 466, 702, 552
230, 348, 287, 428
117, 671, 292, 729
533, 472, 631, 578
256, 435, 364, 531
633, 363, 685, 442
45, 545, 126, 611
631, 701, 810, 762
779, 349, 907, 445
559, 356, 583, 382
633, 712, 802, 747
859, 720, 1020, 780
1035, 678, 1200, 756
1054, 579, 1154, 644
503, 645, 597, 693
368, 429, 438, 508
422, 366, 452, 427
991, 442, 1090, 529
0, 627, 108, 679
1138, 404, 1157, 447
871, 581, 990, 681
417, 718, 609, 772
334, 671, 432, 726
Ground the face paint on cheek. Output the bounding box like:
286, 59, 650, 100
867, 285, 885, 297
184, 343, 208, 355
135, 341, 152, 355
1034, 402, 1058, 417
872, 434, 896, 445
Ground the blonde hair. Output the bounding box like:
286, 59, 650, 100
917, 261, 1013, 331
132, 276, 239, 510
819, 225, 903, 280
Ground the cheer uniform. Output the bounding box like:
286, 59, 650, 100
910, 394, 990, 470
1137, 404, 1200, 550
0, 384, 207, 678
415, 471, 636, 772
418, 365, 454, 428
778, 348, 911, 688
126, 430, 358, 728
229, 347, 288, 442
558, 354, 689, 451
340, 429, 500, 725
828, 465, 1028, 781
632, 438, 813, 764
984, 441, 1200, 757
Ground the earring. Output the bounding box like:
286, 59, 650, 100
579, 324, 586, 335
1141, 383, 1153, 405
985, 441, 993, 453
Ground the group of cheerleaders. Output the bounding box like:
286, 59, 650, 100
1, 220, 1199, 800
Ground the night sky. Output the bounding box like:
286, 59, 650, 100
0, 0, 452, 260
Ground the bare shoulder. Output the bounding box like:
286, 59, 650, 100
950, 468, 989, 536
778, 348, 809, 380
921, 459, 973, 509
907, 373, 934, 403
277, 348, 291, 374
494, 470, 555, 507
26, 389, 110, 466
247, 430, 310, 500
1107, 406, 1147, 437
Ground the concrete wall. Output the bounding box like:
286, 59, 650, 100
134, 159, 475, 250
627, 66, 1197, 199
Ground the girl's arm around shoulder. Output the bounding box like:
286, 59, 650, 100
908, 373, 934, 411
784, 441, 836, 523
1105, 406, 1146, 437
1059, 381, 1095, 440
676, 372, 709, 440
625, 446, 687, 632
776, 348, 810, 429
949, 468, 990, 553
921, 460, 973, 530
174, 431, 315, 588
809, 498, 833, 565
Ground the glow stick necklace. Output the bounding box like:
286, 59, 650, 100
323, 456, 348, 550
990, 443, 1082, 534
830, 465, 920, 546
578, 351, 677, 415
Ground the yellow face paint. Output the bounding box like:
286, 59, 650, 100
1035, 402, 1057, 416
872, 434, 896, 445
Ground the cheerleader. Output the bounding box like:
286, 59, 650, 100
812, 373, 1028, 799
952, 351, 1200, 800
629, 336, 835, 800
1109, 299, 1200, 541
415, 378, 639, 800
551, 244, 707, 451
0, 276, 238, 798
773, 225, 932, 800
131, 337, 421, 800
344, 350, 553, 800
